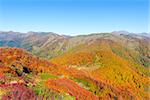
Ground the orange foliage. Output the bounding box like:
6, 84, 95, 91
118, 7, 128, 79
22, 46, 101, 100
50, 40, 150, 99
0, 47, 58, 74
51, 52, 94, 66
0, 65, 15, 75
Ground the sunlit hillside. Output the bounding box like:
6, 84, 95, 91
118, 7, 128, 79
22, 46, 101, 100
0, 32, 149, 99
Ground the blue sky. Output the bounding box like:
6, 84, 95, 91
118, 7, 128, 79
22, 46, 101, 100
0, 0, 149, 35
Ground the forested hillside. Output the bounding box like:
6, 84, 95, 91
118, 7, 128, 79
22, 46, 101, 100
0, 31, 149, 99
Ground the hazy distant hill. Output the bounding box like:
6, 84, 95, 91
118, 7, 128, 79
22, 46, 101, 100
0, 31, 25, 47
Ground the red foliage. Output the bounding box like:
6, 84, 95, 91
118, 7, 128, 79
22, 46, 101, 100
46, 78, 99, 100
1, 84, 37, 100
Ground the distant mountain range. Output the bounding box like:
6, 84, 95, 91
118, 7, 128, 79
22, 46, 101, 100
0, 31, 149, 67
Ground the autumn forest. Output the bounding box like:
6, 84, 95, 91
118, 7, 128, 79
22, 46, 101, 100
0, 31, 149, 100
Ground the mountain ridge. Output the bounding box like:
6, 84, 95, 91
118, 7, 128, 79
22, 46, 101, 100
0, 31, 149, 67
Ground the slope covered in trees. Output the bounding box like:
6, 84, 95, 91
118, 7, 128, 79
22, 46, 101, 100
0, 47, 149, 99
50, 39, 150, 99
0, 31, 149, 99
